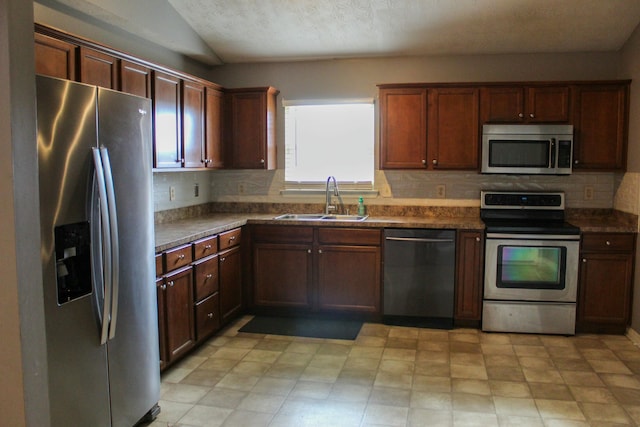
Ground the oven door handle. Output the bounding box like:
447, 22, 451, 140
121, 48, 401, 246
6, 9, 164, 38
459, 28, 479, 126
486, 232, 580, 241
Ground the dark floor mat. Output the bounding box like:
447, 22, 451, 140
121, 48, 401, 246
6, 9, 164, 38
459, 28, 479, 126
239, 315, 363, 340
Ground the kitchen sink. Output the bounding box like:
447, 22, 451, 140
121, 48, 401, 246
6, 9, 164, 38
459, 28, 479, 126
274, 213, 368, 221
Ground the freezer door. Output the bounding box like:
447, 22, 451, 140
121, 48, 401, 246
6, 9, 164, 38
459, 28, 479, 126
97, 88, 160, 426
37, 75, 112, 427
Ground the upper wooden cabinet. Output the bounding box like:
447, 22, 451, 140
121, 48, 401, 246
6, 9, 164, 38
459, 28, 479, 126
428, 88, 479, 169
79, 46, 119, 89
152, 71, 183, 168
379, 86, 479, 170
572, 84, 629, 171
225, 87, 279, 169
204, 86, 224, 168
182, 79, 206, 168
119, 60, 151, 98
480, 85, 570, 123
34, 32, 77, 80
379, 88, 428, 169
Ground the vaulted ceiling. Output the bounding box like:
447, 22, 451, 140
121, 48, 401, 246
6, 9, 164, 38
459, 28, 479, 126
37, 0, 640, 65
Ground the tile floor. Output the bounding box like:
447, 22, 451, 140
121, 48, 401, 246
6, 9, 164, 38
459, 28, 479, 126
146, 316, 640, 426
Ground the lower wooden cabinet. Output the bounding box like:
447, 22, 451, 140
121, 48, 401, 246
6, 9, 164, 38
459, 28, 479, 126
159, 266, 195, 364
577, 232, 636, 334
219, 245, 243, 324
250, 225, 382, 317
454, 230, 484, 326
195, 293, 220, 341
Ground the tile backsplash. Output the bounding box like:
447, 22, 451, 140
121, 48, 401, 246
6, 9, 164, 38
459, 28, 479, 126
154, 169, 622, 212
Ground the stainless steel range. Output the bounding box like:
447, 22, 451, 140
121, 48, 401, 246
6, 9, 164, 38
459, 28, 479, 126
481, 191, 580, 335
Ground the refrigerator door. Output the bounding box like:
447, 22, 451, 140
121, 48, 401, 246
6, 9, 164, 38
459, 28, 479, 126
97, 88, 160, 426
37, 75, 112, 427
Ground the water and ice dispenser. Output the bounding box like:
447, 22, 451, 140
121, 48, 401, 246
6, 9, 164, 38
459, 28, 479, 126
54, 222, 92, 304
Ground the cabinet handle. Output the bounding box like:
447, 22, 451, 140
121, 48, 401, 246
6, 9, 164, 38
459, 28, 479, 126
204, 244, 212, 250
518, 113, 524, 118
207, 312, 214, 319
229, 236, 236, 242
205, 274, 213, 280
432, 159, 438, 165
168, 281, 174, 287
177, 254, 185, 260
161, 284, 167, 290
220, 257, 226, 262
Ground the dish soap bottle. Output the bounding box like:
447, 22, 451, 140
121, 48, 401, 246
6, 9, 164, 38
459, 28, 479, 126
357, 197, 366, 216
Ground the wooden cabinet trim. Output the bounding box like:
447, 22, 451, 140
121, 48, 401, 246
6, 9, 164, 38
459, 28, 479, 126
317, 227, 381, 246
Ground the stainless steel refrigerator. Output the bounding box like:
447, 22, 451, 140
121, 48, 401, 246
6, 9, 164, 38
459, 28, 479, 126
37, 75, 160, 426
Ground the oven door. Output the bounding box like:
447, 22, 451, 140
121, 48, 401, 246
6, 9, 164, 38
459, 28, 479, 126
484, 235, 580, 302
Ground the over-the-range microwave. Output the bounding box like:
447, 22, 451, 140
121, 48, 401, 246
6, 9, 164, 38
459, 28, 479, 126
481, 124, 574, 175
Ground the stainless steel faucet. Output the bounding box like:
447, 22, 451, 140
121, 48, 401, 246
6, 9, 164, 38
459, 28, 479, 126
325, 176, 339, 214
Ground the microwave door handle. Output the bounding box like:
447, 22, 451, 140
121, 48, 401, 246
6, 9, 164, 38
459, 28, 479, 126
549, 138, 556, 168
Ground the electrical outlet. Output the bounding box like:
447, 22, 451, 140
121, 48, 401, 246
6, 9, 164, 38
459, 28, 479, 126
238, 183, 246, 194
584, 185, 594, 201
194, 183, 199, 197
169, 186, 175, 201
436, 184, 446, 198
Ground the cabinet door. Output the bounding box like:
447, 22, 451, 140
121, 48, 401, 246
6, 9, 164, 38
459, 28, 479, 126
454, 231, 484, 324
219, 246, 242, 323
317, 245, 381, 314
78, 46, 118, 89
120, 60, 151, 98
480, 87, 524, 123
253, 243, 312, 309
227, 88, 277, 169
427, 88, 479, 169
205, 86, 224, 168
578, 253, 633, 333
195, 293, 220, 342
34, 32, 76, 80
153, 71, 182, 168
182, 80, 206, 168
379, 88, 428, 169
572, 84, 628, 171
526, 86, 569, 122
164, 267, 195, 363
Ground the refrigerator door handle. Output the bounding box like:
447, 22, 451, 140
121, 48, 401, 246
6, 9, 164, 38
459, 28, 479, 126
92, 147, 113, 345
99, 146, 120, 340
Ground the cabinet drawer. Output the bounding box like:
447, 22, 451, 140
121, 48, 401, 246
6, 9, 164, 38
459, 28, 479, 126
193, 235, 218, 260
155, 253, 164, 276
193, 254, 219, 301
219, 228, 241, 250
581, 233, 635, 252
195, 293, 220, 341
252, 225, 314, 243
165, 244, 193, 270
318, 228, 381, 246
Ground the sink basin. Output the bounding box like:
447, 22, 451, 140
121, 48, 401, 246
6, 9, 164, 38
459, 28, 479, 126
274, 213, 368, 222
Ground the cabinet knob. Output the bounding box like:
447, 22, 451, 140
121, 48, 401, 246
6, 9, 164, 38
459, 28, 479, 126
318, 249, 323, 254
574, 159, 579, 165
582, 258, 587, 263
606, 241, 611, 246
475, 237, 480, 242
432, 159, 438, 165
422, 159, 426, 165
161, 284, 167, 290
518, 113, 524, 118
260, 158, 265, 164
220, 257, 226, 262
207, 312, 214, 319
529, 113, 535, 118
307, 249, 312, 254
168, 281, 174, 287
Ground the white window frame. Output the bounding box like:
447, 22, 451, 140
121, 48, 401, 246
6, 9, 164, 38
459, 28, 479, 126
283, 98, 375, 191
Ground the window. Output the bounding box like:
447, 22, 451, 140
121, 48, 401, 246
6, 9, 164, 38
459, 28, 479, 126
284, 101, 374, 185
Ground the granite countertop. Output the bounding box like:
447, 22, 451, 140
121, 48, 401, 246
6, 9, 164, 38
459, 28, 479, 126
155, 209, 638, 252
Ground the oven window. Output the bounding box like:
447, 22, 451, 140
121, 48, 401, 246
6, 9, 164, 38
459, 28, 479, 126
489, 140, 550, 167
497, 245, 566, 289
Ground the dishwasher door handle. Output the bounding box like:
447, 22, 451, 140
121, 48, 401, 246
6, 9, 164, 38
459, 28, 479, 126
385, 237, 455, 243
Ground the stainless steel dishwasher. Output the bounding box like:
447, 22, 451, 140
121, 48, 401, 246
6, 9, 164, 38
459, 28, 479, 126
383, 228, 456, 328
